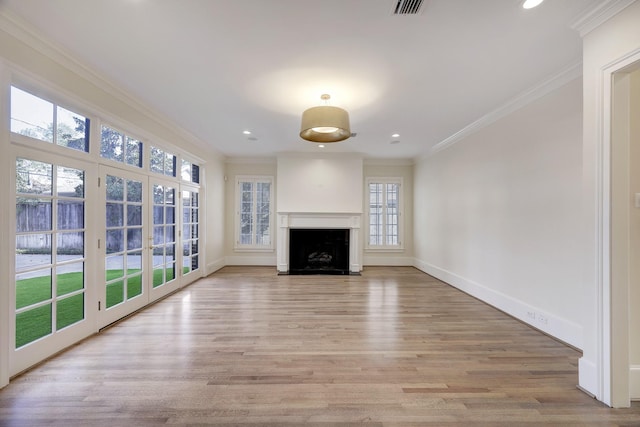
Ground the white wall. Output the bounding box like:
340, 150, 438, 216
413, 78, 584, 348
203, 152, 227, 275
277, 154, 363, 214
580, 0, 640, 406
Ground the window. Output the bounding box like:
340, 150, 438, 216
150, 146, 176, 177
235, 176, 273, 249
11, 86, 90, 152
100, 125, 143, 168
366, 178, 403, 249
181, 159, 200, 184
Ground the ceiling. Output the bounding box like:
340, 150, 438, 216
0, 0, 602, 160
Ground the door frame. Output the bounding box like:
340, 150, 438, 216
595, 50, 640, 407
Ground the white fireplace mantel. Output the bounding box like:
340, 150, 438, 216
277, 212, 362, 274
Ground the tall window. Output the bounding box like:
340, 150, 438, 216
367, 178, 403, 249
11, 86, 90, 153
236, 176, 273, 249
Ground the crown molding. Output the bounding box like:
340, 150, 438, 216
0, 10, 215, 155
420, 61, 582, 160
570, 0, 637, 38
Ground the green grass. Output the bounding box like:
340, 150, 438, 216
16, 267, 189, 348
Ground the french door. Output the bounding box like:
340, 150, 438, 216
11, 160, 195, 371
148, 177, 180, 301
11, 150, 96, 375
99, 166, 148, 326
98, 167, 182, 328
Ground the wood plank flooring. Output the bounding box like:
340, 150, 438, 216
2, 266, 640, 426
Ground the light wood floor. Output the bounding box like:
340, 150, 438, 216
2, 266, 640, 426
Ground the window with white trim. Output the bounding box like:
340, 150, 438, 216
150, 146, 176, 177
366, 177, 403, 249
11, 86, 90, 153
181, 159, 200, 184
235, 176, 273, 249
100, 125, 143, 168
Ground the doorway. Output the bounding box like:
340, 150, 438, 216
610, 61, 640, 405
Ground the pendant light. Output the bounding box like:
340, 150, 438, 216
300, 94, 351, 143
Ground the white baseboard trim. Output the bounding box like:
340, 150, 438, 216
630, 365, 640, 400
206, 258, 226, 276
225, 255, 277, 267
413, 258, 583, 350
363, 256, 414, 266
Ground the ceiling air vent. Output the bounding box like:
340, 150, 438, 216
393, 0, 425, 15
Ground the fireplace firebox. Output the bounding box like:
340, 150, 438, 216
289, 228, 350, 275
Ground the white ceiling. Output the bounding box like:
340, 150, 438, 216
0, 0, 602, 160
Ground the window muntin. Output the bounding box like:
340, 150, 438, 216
367, 178, 402, 249
11, 86, 90, 152
236, 176, 273, 249
100, 125, 143, 168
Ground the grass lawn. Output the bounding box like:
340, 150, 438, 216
15, 266, 189, 348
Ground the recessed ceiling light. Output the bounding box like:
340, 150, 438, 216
243, 130, 252, 135
318, 144, 325, 148
522, 0, 544, 9
391, 133, 400, 138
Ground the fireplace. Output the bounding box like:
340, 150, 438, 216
276, 213, 361, 274
289, 229, 349, 275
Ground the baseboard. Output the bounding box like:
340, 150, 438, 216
206, 258, 226, 276
363, 255, 414, 266
412, 258, 583, 350
225, 255, 277, 266
630, 365, 640, 400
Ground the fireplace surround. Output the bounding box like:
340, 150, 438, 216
277, 213, 361, 274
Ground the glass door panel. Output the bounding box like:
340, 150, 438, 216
151, 183, 176, 287
149, 179, 181, 300
99, 166, 148, 327
182, 187, 200, 277
15, 160, 87, 348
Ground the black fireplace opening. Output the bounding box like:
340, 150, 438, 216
289, 228, 350, 275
